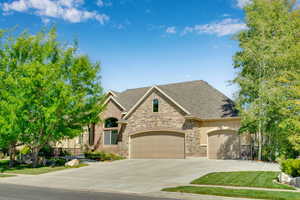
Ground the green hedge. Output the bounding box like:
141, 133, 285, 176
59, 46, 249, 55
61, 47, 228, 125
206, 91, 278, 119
280, 159, 300, 177
84, 151, 124, 161
47, 158, 67, 166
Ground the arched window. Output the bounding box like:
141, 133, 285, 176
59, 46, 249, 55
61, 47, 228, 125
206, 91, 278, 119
104, 118, 118, 128
103, 118, 118, 145
153, 98, 159, 112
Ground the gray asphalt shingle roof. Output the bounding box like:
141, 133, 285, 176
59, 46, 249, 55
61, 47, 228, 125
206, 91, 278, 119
113, 80, 238, 119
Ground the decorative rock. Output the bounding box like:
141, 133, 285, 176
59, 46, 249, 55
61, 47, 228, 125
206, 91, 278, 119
65, 159, 80, 167
279, 172, 300, 188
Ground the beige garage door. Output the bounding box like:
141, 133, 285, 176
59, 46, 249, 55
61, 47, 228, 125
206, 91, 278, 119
130, 132, 185, 159
208, 131, 240, 159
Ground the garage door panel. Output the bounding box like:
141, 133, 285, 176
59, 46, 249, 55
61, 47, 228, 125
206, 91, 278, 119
208, 131, 240, 159
130, 132, 185, 159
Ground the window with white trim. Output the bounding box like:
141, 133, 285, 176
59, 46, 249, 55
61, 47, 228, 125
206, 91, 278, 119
104, 130, 118, 145
103, 118, 119, 145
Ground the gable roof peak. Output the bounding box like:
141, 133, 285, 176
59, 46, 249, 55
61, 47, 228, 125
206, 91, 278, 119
105, 80, 237, 119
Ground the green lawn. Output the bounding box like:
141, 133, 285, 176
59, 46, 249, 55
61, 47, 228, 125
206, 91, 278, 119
162, 186, 300, 200
0, 160, 88, 175
0, 174, 16, 178
191, 171, 294, 190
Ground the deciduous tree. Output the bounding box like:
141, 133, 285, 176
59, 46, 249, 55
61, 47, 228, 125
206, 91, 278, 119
0, 28, 105, 167
233, 0, 300, 160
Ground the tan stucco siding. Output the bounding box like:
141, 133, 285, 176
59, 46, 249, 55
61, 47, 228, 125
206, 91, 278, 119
198, 119, 241, 146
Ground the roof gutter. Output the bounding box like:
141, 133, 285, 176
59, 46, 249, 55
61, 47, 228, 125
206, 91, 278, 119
184, 115, 241, 122
117, 119, 128, 124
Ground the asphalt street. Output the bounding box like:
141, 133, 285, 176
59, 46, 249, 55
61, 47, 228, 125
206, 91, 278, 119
0, 183, 178, 200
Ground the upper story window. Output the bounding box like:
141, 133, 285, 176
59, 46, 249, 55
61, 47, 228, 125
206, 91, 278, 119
104, 118, 118, 128
153, 98, 159, 112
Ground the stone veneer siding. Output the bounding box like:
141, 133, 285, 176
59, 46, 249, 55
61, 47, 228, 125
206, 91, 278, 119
119, 89, 203, 158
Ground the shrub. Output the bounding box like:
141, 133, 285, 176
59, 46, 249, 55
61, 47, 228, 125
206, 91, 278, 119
20, 146, 31, 155
84, 151, 124, 161
39, 144, 54, 158
84, 151, 101, 161
280, 159, 300, 177
47, 158, 67, 166
59, 149, 71, 157
105, 153, 124, 161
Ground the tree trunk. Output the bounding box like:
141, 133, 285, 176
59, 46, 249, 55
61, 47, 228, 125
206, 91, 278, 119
8, 144, 16, 168
258, 129, 262, 161
31, 147, 40, 168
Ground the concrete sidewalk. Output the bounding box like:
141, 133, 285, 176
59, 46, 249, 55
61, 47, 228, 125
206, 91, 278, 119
146, 191, 252, 200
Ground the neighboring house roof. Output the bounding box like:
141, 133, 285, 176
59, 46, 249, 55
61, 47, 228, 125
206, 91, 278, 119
108, 80, 238, 119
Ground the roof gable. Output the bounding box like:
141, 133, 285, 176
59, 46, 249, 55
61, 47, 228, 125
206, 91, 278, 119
104, 96, 126, 111
106, 80, 238, 119
123, 86, 190, 119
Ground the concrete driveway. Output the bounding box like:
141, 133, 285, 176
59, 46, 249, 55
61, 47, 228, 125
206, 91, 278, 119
0, 158, 279, 194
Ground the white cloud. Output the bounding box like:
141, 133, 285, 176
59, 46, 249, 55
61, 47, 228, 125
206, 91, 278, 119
2, 0, 27, 12
96, 0, 104, 7
1, 0, 109, 24
41, 17, 50, 24
222, 13, 230, 17
96, 0, 112, 7
165, 26, 176, 34
182, 18, 247, 37
236, 0, 251, 8
113, 24, 125, 29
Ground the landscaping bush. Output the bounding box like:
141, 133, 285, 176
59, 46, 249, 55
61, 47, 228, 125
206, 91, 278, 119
47, 157, 67, 166
280, 159, 300, 177
39, 144, 54, 158
20, 146, 31, 155
84, 151, 124, 161
105, 153, 124, 161
59, 149, 71, 157
84, 151, 103, 161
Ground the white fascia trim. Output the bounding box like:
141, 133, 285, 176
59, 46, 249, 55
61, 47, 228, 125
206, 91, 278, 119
107, 90, 118, 97
155, 85, 191, 115
104, 96, 126, 111
123, 85, 190, 119
123, 86, 156, 119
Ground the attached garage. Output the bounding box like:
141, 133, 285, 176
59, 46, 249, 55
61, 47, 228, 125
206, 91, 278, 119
208, 130, 240, 159
130, 131, 185, 159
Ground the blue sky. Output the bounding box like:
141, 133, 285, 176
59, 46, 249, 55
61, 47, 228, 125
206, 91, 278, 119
0, 0, 250, 98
